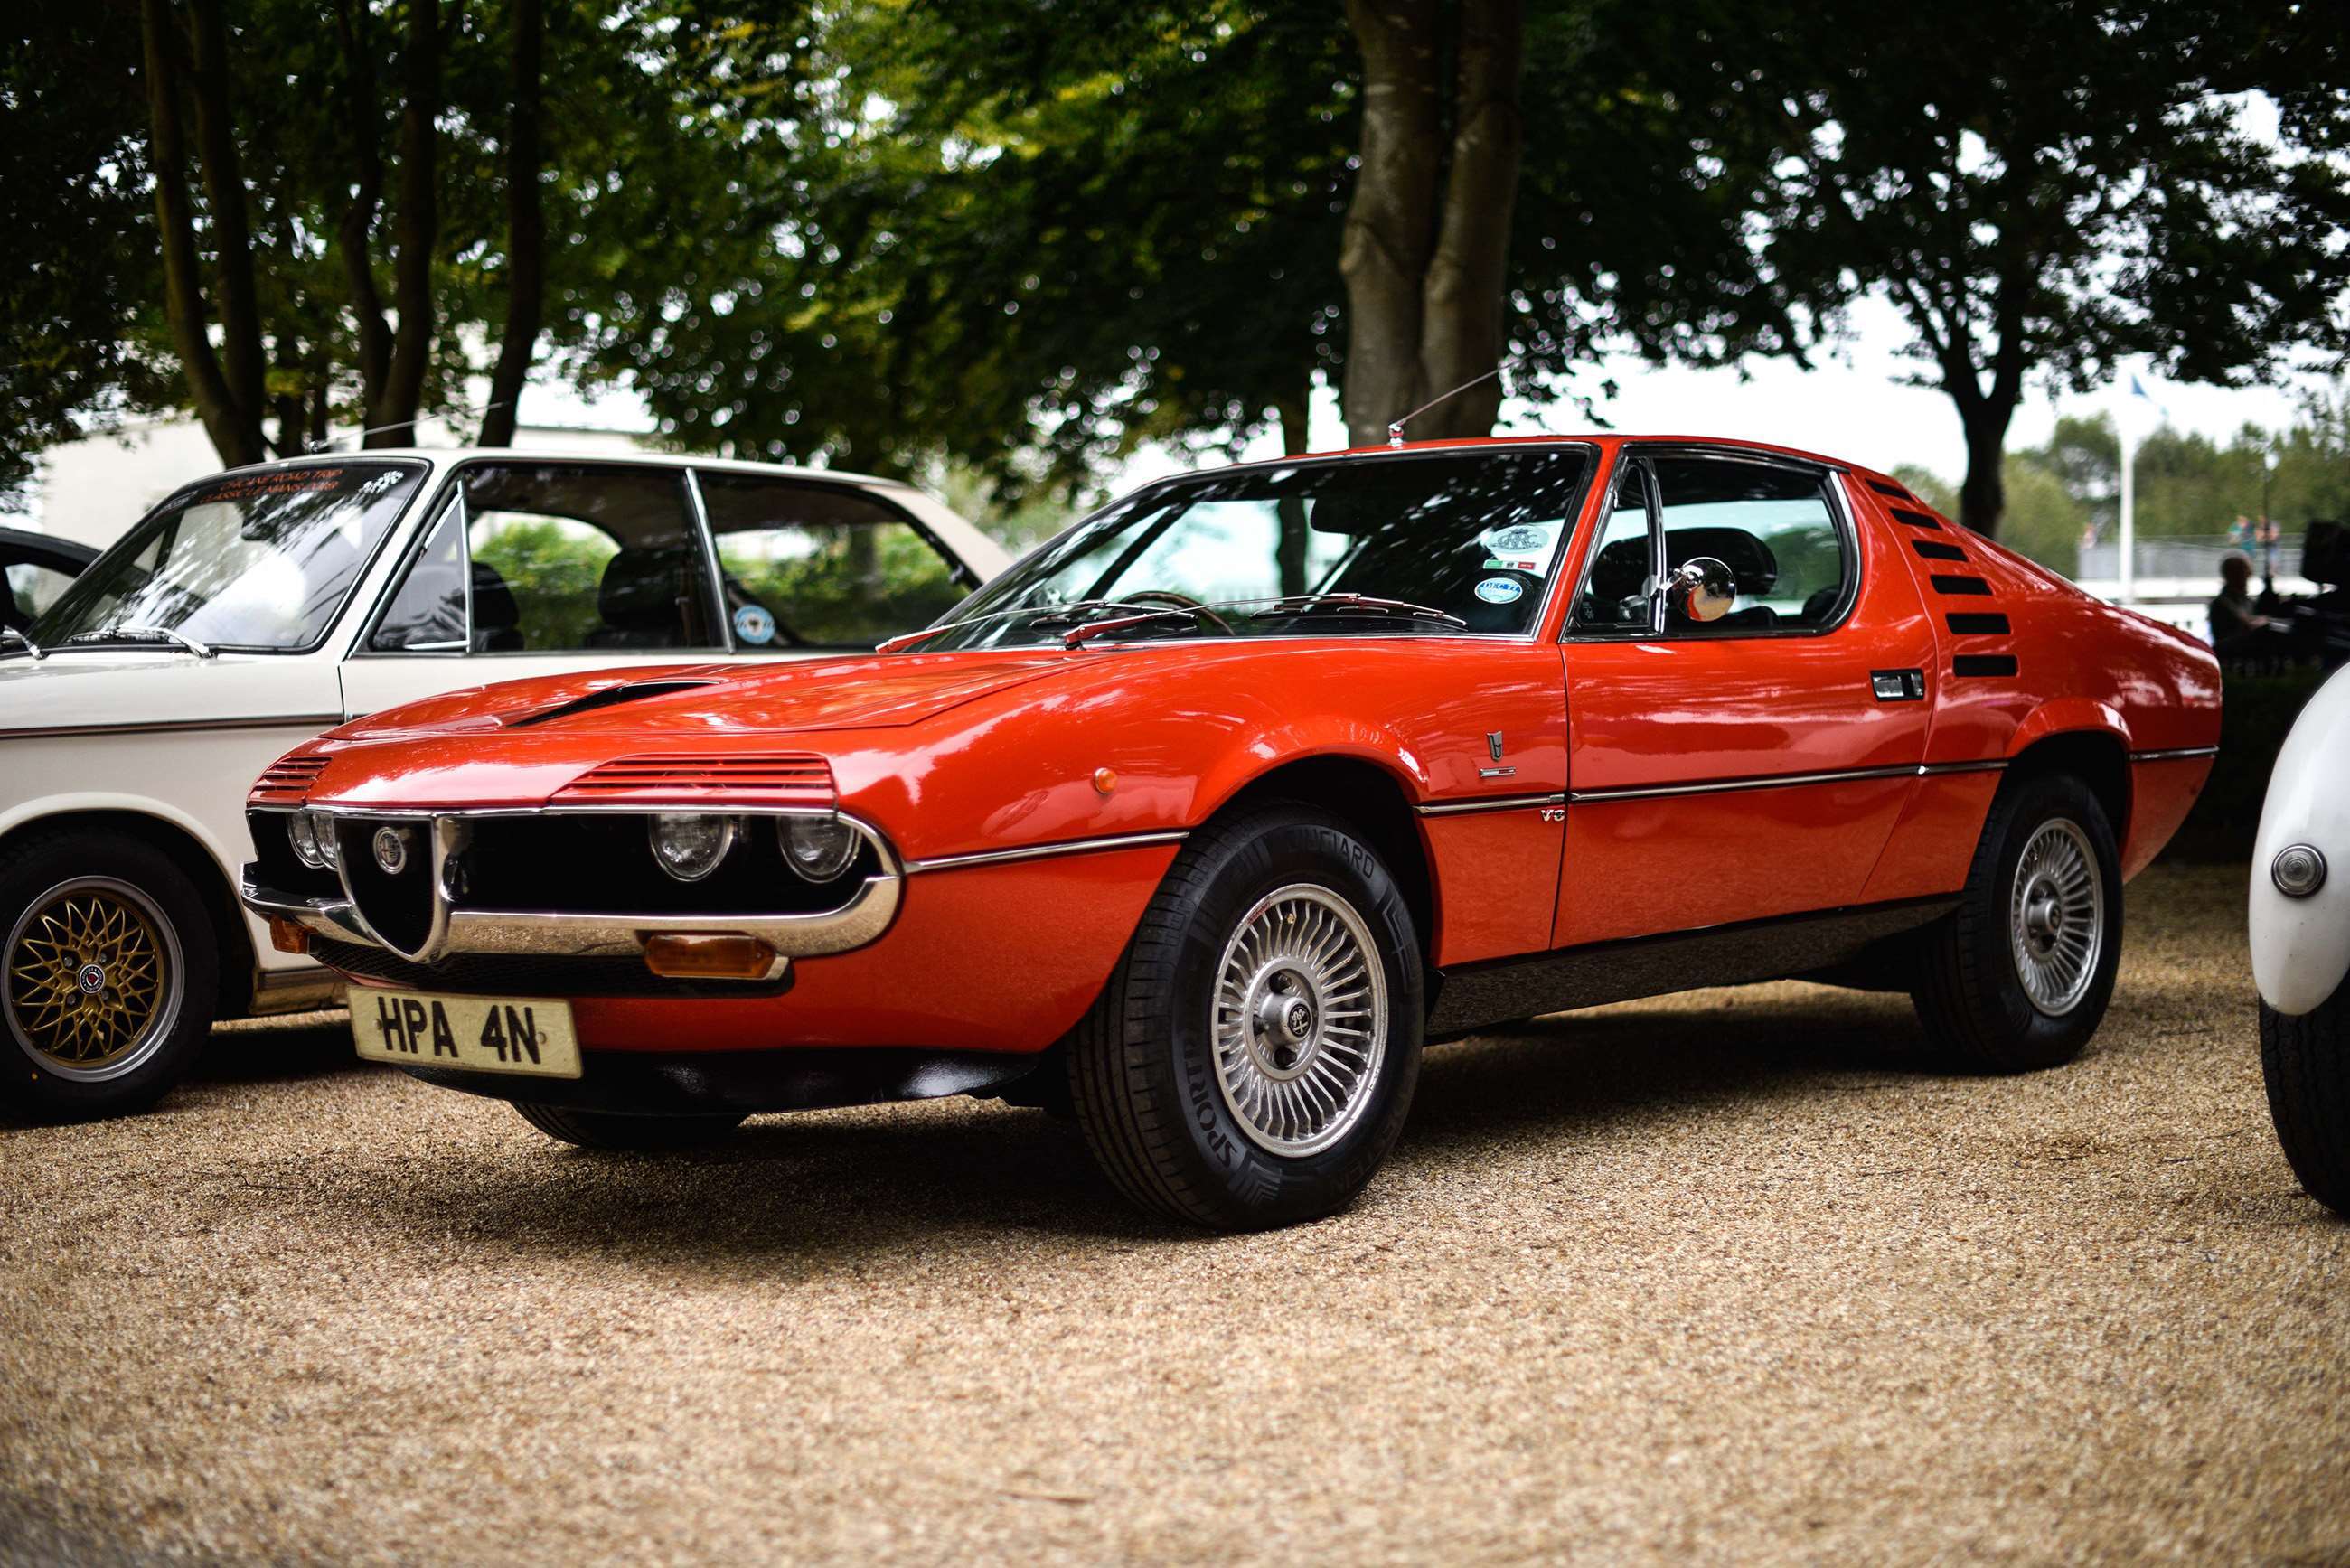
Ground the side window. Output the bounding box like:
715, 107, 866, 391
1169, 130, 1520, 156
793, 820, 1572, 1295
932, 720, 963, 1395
463, 465, 719, 653
369, 498, 468, 652
1650, 456, 1850, 634
4, 562, 79, 631
698, 473, 971, 651
1571, 460, 1656, 631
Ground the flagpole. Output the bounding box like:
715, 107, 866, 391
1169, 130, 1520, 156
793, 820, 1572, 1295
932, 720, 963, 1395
2118, 424, 2136, 606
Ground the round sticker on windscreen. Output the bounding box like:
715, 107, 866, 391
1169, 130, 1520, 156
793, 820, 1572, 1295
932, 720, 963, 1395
1474, 577, 1525, 605
733, 605, 776, 645
1490, 524, 1550, 554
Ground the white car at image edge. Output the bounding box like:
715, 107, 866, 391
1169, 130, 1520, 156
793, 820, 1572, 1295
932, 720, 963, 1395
0, 448, 1008, 1119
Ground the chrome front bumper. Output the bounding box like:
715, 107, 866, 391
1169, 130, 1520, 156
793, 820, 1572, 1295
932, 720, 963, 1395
240, 805, 901, 977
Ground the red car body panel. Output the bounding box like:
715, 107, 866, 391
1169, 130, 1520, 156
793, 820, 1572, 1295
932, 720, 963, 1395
246, 436, 2221, 1066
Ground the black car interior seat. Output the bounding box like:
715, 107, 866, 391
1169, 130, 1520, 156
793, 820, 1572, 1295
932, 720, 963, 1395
470, 561, 524, 653
587, 548, 698, 648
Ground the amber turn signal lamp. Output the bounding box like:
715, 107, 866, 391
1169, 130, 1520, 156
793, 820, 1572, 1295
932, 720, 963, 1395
267, 916, 310, 955
1093, 767, 1117, 794
641, 934, 779, 981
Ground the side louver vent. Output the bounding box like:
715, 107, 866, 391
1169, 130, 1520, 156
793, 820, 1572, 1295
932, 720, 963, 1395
552, 753, 837, 808
251, 755, 329, 803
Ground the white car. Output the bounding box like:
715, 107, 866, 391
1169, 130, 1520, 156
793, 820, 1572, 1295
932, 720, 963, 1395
2254, 662, 2350, 1213
0, 449, 1008, 1117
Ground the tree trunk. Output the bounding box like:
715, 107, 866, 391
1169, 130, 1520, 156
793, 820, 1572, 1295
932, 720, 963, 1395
333, 0, 392, 414
1339, 0, 1443, 448
1957, 398, 2014, 536
1415, 0, 1524, 439
1274, 391, 1313, 596
1339, 0, 1526, 449
138, 0, 264, 469
367, 0, 443, 448
184, 0, 266, 431
479, 0, 544, 448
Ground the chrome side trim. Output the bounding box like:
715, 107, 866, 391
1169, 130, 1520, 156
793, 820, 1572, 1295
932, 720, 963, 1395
2129, 746, 2220, 763
247, 966, 345, 1015
1412, 758, 2012, 815
901, 830, 1190, 875
1414, 793, 1567, 819
2, 714, 345, 744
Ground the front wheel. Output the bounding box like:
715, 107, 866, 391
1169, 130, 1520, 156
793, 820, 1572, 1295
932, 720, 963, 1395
2, 830, 220, 1120
2261, 986, 2350, 1216
512, 1102, 747, 1150
1067, 803, 1424, 1230
1910, 771, 2122, 1072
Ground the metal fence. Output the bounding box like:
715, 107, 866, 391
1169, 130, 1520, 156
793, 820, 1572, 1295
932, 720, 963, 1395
2076, 535, 2307, 582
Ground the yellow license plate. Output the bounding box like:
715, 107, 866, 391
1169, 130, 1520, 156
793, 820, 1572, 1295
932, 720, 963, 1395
352, 990, 582, 1079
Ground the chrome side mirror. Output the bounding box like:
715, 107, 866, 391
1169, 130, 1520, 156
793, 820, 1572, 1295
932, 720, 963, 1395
1659, 557, 1737, 624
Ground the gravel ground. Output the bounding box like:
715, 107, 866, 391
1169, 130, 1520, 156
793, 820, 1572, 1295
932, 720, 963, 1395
4, 860, 2345, 1565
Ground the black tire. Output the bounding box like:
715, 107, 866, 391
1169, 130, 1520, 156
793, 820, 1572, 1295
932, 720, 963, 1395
0, 829, 220, 1120
2261, 985, 2350, 1216
1911, 770, 2122, 1072
512, 1101, 747, 1150
1066, 803, 1424, 1230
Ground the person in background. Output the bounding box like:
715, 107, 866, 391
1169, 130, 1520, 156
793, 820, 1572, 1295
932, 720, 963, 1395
2211, 550, 2293, 662
2229, 513, 2255, 549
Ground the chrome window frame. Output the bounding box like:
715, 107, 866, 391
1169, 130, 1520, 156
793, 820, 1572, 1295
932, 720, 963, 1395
1560, 443, 1862, 645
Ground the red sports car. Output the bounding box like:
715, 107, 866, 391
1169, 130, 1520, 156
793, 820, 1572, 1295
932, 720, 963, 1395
240, 436, 2220, 1229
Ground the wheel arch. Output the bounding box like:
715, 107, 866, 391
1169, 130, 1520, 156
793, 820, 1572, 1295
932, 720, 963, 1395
2006, 728, 2131, 848
0, 805, 258, 1019
1197, 752, 1438, 965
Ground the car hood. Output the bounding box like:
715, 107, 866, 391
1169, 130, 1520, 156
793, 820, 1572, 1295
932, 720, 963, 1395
0, 651, 340, 737
334, 651, 1076, 741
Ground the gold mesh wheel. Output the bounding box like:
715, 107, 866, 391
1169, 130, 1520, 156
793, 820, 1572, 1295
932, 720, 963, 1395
5, 877, 183, 1081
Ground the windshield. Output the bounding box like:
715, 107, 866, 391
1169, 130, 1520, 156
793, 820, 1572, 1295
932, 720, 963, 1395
25, 461, 425, 654
912, 447, 1593, 650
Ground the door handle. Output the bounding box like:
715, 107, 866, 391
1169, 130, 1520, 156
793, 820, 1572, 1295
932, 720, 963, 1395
1871, 669, 1926, 701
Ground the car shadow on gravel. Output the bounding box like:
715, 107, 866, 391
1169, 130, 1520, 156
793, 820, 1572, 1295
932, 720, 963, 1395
191, 1011, 360, 1088
275, 986, 1947, 1271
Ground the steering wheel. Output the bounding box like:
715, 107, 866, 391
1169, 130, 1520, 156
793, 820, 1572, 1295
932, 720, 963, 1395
1119, 589, 1236, 635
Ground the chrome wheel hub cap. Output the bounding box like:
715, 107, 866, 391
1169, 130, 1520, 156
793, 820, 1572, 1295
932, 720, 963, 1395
1212, 883, 1388, 1156
5, 877, 184, 1081
2008, 818, 2103, 1017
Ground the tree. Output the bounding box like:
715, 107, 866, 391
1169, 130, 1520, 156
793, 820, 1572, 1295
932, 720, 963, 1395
1337, 0, 1525, 446
477, 0, 543, 446
1718, 0, 2350, 536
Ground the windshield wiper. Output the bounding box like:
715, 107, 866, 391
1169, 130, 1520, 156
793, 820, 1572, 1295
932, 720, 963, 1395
0, 628, 44, 661
876, 599, 1163, 654
65, 625, 217, 658
1058, 607, 1209, 647
1245, 592, 1469, 630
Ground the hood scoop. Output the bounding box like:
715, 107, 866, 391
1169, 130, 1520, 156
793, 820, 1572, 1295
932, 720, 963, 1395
507, 679, 719, 728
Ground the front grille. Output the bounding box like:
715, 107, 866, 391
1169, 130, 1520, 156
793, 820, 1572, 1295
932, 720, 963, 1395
552, 753, 835, 809
252, 755, 328, 803
457, 813, 874, 915
334, 818, 435, 953
312, 936, 791, 1000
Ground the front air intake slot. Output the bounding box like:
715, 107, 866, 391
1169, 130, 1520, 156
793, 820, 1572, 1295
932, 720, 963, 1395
508, 680, 718, 728
552, 753, 837, 809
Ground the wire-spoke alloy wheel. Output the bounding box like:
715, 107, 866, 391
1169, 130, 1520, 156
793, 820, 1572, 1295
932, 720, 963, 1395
1212, 883, 1389, 1157
1066, 803, 1424, 1229
2007, 818, 2104, 1017
5, 876, 184, 1083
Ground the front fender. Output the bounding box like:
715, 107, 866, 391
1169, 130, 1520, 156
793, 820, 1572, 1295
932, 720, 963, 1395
2251, 666, 2350, 1016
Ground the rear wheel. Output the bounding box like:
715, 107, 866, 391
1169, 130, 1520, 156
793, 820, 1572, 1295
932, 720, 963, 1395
2261, 985, 2350, 1216
2, 831, 219, 1119
1067, 803, 1424, 1230
1911, 771, 2122, 1072
512, 1101, 747, 1150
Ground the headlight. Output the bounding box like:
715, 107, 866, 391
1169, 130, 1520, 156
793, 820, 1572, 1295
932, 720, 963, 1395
287, 812, 324, 869
780, 815, 859, 881
313, 813, 341, 870
648, 813, 738, 882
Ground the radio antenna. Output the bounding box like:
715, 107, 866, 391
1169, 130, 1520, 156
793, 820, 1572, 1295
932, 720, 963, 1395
1386, 361, 1514, 448
311, 399, 511, 454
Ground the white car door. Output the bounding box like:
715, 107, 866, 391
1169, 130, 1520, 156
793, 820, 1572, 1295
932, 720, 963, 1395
340, 460, 990, 719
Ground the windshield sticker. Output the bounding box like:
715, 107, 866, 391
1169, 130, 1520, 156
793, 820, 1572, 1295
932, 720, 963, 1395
733, 605, 776, 645
1474, 577, 1525, 605
1480, 521, 1561, 576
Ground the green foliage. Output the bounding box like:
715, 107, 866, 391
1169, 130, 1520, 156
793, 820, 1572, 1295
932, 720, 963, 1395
470, 517, 614, 651
718, 529, 964, 649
